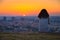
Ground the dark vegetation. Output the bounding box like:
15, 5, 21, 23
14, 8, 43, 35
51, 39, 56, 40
0, 32, 60, 40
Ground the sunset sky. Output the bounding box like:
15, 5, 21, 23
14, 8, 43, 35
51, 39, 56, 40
0, 0, 60, 16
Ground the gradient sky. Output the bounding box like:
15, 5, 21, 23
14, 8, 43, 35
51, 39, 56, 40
0, 0, 60, 16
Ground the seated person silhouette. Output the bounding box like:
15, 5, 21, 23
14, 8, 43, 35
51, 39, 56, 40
38, 9, 50, 32
38, 9, 50, 24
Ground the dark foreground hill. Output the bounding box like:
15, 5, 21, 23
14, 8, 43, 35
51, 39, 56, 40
0, 32, 60, 40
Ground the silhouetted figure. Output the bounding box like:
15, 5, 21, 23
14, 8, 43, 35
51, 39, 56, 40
38, 9, 50, 32
38, 9, 50, 24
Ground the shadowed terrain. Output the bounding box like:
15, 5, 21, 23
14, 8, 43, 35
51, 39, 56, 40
0, 32, 60, 40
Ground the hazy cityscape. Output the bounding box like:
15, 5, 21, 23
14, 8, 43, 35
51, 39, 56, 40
0, 16, 60, 33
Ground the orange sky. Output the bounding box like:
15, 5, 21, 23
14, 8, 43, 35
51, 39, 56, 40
0, 0, 60, 16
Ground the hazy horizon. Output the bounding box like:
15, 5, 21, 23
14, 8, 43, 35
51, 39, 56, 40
0, 0, 60, 16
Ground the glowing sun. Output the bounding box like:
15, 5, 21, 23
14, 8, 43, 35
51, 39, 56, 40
23, 14, 26, 16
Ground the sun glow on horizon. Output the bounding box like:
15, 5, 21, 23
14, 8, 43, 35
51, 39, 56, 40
0, 0, 60, 16
23, 14, 26, 16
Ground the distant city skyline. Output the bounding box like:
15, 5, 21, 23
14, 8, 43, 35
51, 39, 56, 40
0, 0, 60, 16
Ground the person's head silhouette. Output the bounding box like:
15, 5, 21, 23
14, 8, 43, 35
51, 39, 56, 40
38, 9, 50, 24
38, 9, 49, 19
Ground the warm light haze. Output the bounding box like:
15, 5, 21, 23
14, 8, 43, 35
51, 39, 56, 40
0, 0, 60, 16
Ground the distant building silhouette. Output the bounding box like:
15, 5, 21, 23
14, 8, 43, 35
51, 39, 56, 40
3, 16, 6, 21
20, 17, 25, 21
38, 9, 50, 32
11, 17, 15, 21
